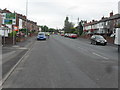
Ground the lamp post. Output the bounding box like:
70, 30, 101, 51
26, 0, 28, 37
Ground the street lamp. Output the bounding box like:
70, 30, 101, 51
26, 0, 28, 37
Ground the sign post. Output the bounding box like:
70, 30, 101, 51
3, 28, 5, 46
3, 13, 16, 45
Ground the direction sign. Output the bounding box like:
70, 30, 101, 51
6, 13, 16, 19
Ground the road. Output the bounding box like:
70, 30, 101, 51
3, 35, 118, 88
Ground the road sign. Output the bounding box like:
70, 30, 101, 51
6, 13, 16, 19
4, 19, 13, 24
3, 13, 16, 25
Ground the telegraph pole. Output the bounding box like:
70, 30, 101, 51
77, 17, 79, 36
118, 1, 120, 52
26, 0, 28, 37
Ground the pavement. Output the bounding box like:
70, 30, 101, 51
2, 36, 36, 82
2, 35, 118, 88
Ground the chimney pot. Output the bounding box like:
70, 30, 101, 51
110, 11, 113, 17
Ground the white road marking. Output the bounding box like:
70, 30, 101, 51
18, 47, 28, 50
12, 45, 20, 48
92, 52, 109, 60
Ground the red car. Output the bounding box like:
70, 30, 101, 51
61, 34, 64, 36
69, 34, 78, 38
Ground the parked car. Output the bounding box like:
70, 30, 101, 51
61, 34, 64, 36
37, 32, 46, 40
90, 35, 107, 45
69, 34, 78, 38
64, 33, 68, 37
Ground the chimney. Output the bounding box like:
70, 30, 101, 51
101, 16, 104, 19
110, 11, 113, 17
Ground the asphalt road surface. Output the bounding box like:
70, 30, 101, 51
3, 35, 118, 88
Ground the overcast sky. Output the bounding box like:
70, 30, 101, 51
1, 0, 119, 28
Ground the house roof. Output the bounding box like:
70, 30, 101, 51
2, 8, 11, 13
84, 21, 98, 26
99, 17, 109, 22
108, 14, 120, 20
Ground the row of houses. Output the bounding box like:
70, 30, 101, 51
83, 12, 120, 36
0, 8, 39, 37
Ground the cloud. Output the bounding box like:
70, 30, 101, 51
0, 0, 119, 28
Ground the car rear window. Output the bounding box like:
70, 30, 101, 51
96, 36, 104, 39
39, 34, 44, 35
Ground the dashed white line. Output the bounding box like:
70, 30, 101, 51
92, 52, 109, 60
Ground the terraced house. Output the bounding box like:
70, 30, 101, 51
1, 8, 39, 35
0, 8, 39, 45
83, 12, 120, 43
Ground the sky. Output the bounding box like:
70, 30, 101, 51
1, 0, 120, 29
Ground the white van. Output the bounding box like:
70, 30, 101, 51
114, 28, 120, 52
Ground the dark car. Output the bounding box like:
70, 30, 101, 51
90, 35, 107, 45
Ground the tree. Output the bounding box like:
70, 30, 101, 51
78, 21, 83, 35
64, 16, 75, 33
49, 28, 55, 32
76, 20, 84, 36
39, 25, 49, 32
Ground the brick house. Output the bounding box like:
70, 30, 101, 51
1, 8, 39, 45
83, 20, 98, 35
83, 12, 120, 35
1, 8, 39, 36
107, 13, 120, 34
83, 12, 120, 43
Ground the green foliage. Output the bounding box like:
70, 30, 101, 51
70, 27, 76, 33
118, 24, 120, 28
40, 25, 49, 32
19, 28, 27, 33
49, 28, 56, 32
9, 31, 17, 37
39, 25, 58, 33
77, 21, 83, 36
73, 31, 78, 34
79, 29, 83, 35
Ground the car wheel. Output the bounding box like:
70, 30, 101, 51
103, 43, 106, 46
94, 42, 97, 45
91, 42, 92, 44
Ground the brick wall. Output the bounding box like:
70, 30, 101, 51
2, 37, 16, 45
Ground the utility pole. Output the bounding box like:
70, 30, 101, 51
77, 17, 79, 36
12, 25, 15, 45
3, 27, 5, 46
118, 1, 120, 52
26, 0, 28, 37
